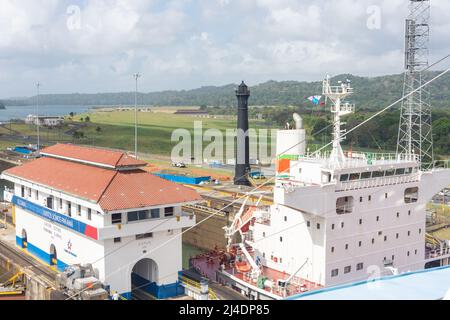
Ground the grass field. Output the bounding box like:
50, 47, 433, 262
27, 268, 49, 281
70, 110, 271, 156
0, 110, 273, 157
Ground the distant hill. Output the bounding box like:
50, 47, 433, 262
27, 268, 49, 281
3, 71, 450, 110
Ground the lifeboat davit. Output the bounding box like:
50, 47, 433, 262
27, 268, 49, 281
235, 261, 252, 273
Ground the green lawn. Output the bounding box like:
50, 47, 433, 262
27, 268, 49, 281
69, 111, 272, 156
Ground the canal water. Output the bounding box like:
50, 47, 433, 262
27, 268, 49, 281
0, 105, 91, 122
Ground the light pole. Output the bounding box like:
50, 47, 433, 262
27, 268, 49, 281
133, 73, 141, 159
36, 82, 41, 153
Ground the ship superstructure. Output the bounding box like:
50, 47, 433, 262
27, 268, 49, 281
191, 76, 450, 300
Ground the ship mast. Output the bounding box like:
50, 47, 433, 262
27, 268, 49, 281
397, 0, 433, 169
322, 75, 355, 164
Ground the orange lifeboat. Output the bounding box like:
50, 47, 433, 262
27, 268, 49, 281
235, 261, 252, 273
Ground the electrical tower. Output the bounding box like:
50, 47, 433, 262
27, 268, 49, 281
397, 0, 434, 169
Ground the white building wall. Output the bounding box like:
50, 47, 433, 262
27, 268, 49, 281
15, 206, 107, 279
103, 229, 183, 294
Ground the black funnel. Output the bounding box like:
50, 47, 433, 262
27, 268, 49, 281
234, 81, 251, 186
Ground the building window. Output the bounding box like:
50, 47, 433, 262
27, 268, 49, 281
307, 221, 311, 227
284, 216, 287, 222
392, 255, 395, 261
59, 198, 63, 210
359, 241, 362, 247
331, 247, 335, 253
415, 249, 418, 255
361, 172, 371, 179
407, 251, 410, 257
397, 212, 400, 218
368, 195, 372, 201
28, 188, 32, 198
357, 263, 364, 271
317, 223, 320, 230
340, 174, 349, 182
396, 233, 399, 239
385, 193, 388, 199
359, 219, 363, 225
77, 205, 81, 216
419, 228, 422, 234
408, 210, 411, 216
331, 269, 339, 277
165, 207, 174, 217
344, 266, 351, 274
263, 232, 266, 237
87, 208, 92, 221
35, 190, 39, 200
111, 213, 122, 224
360, 197, 363, 203
404, 187, 418, 203
21, 186, 25, 198
332, 224, 335, 230
376, 216, 380, 222
341, 222, 345, 229
68, 202, 72, 217
280, 237, 283, 242
336, 196, 353, 214
128, 210, 151, 222
372, 238, 375, 244
151, 208, 160, 219
136, 233, 153, 240
345, 244, 349, 250
384, 236, 387, 242
408, 231, 411, 237
47, 197, 54, 209
114, 237, 121, 243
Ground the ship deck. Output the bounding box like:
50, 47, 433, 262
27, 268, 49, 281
190, 249, 322, 299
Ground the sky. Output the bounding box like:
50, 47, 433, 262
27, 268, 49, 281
0, 0, 449, 98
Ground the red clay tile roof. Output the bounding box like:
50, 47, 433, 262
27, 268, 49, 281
3, 157, 116, 202
99, 170, 203, 212
3, 157, 202, 212
40, 144, 147, 169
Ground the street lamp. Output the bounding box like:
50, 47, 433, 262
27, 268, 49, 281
36, 82, 41, 153
133, 73, 141, 159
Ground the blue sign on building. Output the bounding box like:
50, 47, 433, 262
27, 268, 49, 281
12, 196, 98, 240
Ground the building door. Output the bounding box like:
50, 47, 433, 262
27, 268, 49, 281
21, 229, 28, 249
50, 244, 57, 266
131, 258, 159, 299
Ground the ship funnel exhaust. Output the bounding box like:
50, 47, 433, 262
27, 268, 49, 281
293, 113, 303, 129
234, 81, 251, 186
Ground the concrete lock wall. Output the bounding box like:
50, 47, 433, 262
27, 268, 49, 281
183, 210, 229, 251
0, 252, 53, 300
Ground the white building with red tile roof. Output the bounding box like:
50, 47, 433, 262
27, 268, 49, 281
1, 144, 202, 299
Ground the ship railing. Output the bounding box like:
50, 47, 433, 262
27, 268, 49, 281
299, 152, 419, 169
432, 159, 450, 170
336, 173, 420, 192
331, 103, 355, 113
425, 247, 450, 259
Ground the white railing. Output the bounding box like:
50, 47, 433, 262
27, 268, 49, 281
331, 103, 355, 114
336, 173, 420, 192
426, 247, 450, 260
299, 152, 419, 169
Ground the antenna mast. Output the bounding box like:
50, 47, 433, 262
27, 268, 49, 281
397, 0, 434, 169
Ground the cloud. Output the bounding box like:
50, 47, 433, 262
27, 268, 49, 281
0, 0, 449, 98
